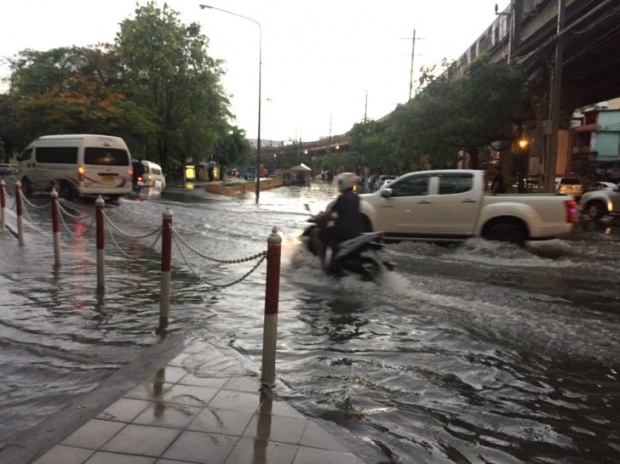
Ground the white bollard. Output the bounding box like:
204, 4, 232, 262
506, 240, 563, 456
0, 179, 6, 232
51, 189, 61, 268
261, 227, 282, 388
15, 180, 24, 246
95, 196, 105, 292
158, 208, 173, 333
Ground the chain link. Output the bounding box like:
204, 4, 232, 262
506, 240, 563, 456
171, 226, 265, 264
59, 208, 96, 238
20, 195, 50, 227
172, 232, 267, 289
20, 192, 49, 209
103, 210, 161, 239
58, 202, 95, 220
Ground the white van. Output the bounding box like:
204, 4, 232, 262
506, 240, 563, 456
133, 160, 166, 190
19, 134, 133, 200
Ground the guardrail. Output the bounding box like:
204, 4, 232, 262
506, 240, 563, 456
0, 179, 282, 389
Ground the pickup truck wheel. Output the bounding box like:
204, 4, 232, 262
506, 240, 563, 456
483, 223, 526, 246
585, 201, 606, 219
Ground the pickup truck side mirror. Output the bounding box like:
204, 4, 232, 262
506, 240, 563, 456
380, 188, 393, 198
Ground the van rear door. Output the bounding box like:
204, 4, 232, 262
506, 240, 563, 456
82, 146, 132, 194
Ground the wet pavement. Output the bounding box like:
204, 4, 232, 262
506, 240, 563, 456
2, 182, 620, 463
9, 336, 368, 464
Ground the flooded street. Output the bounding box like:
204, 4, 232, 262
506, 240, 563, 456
1, 182, 619, 463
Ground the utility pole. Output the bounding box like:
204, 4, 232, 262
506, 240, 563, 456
408, 29, 416, 100
364, 90, 368, 123
543, 0, 566, 193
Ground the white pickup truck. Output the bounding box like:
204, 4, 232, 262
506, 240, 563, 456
359, 169, 579, 245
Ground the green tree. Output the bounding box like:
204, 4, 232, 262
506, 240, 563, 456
348, 119, 394, 173
115, 1, 231, 171
411, 55, 528, 168
214, 126, 251, 176
8, 46, 156, 147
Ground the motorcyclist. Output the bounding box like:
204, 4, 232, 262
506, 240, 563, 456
132, 159, 145, 193
310, 172, 364, 268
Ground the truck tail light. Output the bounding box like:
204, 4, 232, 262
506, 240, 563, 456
564, 199, 579, 223
129, 167, 134, 176
77, 165, 86, 181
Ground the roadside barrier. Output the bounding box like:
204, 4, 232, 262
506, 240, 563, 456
0, 179, 6, 232
15, 181, 24, 245
1, 189, 283, 388
96, 196, 105, 292
51, 189, 61, 268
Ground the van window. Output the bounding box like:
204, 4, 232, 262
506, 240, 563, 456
35, 147, 78, 164
84, 148, 130, 166
20, 148, 33, 162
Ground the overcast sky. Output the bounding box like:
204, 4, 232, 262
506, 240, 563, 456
0, 0, 508, 143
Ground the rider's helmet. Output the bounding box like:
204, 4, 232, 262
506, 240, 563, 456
336, 172, 359, 192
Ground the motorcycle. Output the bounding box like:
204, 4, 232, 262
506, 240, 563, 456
301, 205, 394, 281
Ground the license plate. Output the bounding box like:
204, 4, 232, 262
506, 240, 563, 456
100, 174, 117, 183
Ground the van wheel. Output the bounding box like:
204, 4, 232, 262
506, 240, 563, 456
21, 177, 33, 195
483, 222, 526, 246
585, 201, 606, 219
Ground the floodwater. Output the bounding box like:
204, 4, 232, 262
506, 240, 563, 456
1, 182, 619, 464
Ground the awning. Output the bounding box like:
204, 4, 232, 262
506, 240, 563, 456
290, 163, 311, 171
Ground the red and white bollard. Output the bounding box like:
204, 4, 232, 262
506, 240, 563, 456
51, 189, 61, 268
95, 196, 105, 292
15, 180, 24, 245
0, 179, 6, 232
158, 208, 173, 333
261, 226, 282, 388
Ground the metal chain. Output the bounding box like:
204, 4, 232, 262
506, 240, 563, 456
102, 210, 160, 239
106, 220, 162, 258
107, 228, 137, 259
59, 209, 96, 238
20, 192, 49, 209
20, 196, 50, 227
58, 202, 95, 220
172, 232, 267, 289
171, 226, 265, 264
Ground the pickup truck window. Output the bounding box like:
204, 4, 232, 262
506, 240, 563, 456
438, 174, 473, 195
390, 175, 429, 197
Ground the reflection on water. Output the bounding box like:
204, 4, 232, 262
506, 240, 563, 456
1, 184, 619, 463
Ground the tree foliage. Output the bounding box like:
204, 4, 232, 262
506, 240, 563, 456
115, 1, 231, 170
3, 1, 233, 174
350, 55, 529, 171
7, 46, 155, 149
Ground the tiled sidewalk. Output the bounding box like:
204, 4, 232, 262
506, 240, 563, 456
30, 340, 366, 464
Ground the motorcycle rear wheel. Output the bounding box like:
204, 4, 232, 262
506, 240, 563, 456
359, 257, 382, 282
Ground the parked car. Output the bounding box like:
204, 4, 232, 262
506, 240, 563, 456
555, 177, 584, 198
579, 182, 620, 220
0, 163, 17, 178
374, 175, 397, 190
366, 175, 379, 191
359, 169, 579, 246
588, 181, 618, 191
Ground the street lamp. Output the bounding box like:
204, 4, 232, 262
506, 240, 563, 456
199, 4, 262, 204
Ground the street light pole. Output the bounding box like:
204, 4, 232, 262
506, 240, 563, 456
199, 4, 262, 204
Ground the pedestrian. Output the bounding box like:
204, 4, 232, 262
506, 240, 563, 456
491, 166, 505, 194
